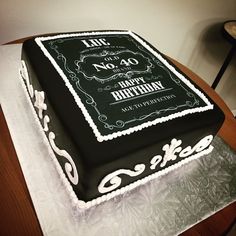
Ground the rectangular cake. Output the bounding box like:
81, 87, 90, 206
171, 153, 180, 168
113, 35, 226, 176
20, 30, 225, 210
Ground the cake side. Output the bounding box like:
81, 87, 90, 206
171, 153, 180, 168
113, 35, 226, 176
20, 30, 225, 209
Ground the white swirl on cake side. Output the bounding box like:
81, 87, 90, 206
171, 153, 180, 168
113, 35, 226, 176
98, 164, 146, 193
20, 60, 79, 186
49, 132, 79, 185
150, 135, 213, 169
99, 135, 213, 194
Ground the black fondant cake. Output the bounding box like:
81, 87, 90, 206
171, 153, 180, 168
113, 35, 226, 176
20, 30, 225, 209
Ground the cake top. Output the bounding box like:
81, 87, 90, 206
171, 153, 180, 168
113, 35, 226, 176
35, 30, 213, 142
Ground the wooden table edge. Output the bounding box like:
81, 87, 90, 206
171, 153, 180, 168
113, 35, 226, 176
168, 57, 236, 151
0, 105, 43, 236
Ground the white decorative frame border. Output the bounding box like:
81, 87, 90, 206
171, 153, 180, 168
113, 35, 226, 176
35, 30, 214, 142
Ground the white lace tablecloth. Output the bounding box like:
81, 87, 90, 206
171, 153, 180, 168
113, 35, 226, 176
1, 44, 236, 236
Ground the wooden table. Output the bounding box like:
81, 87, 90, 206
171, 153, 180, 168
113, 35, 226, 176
0, 39, 236, 236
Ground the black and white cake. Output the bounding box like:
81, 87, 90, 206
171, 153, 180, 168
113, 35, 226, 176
20, 30, 225, 209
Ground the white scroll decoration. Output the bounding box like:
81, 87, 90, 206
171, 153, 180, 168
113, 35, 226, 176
179, 135, 213, 157
20, 60, 34, 98
43, 115, 50, 132
150, 155, 162, 170
48, 132, 79, 185
98, 164, 145, 194
150, 135, 214, 170
34, 90, 47, 119
19, 57, 215, 209
160, 138, 183, 168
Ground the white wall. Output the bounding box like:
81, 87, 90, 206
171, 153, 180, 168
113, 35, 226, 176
1, 0, 236, 113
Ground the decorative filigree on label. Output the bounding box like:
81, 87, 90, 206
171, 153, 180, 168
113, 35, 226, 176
74, 49, 153, 82
49, 132, 79, 185
98, 164, 145, 193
